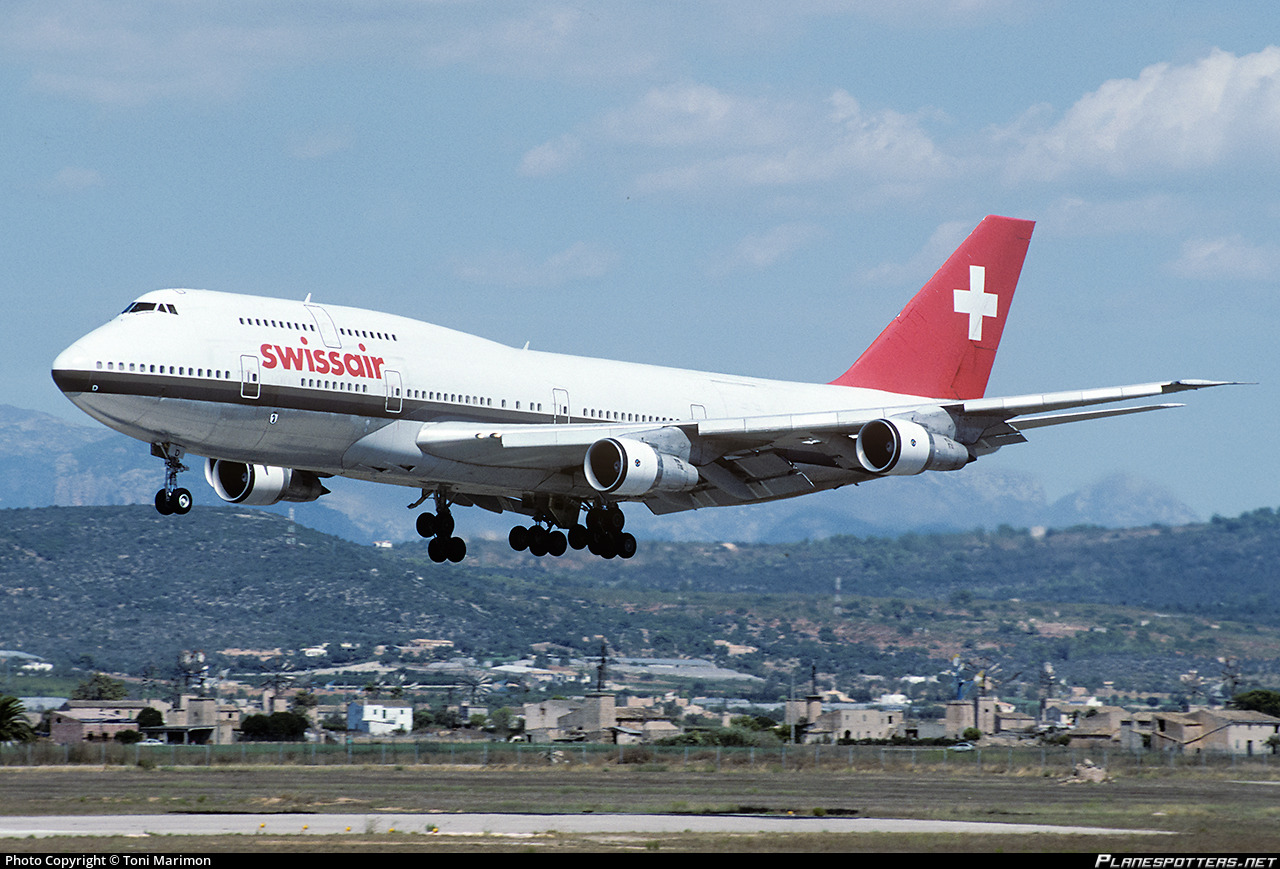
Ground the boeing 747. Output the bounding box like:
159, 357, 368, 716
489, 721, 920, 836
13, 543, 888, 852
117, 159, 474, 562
51, 216, 1231, 562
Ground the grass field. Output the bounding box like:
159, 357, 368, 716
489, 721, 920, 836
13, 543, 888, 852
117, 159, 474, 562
0, 764, 1278, 852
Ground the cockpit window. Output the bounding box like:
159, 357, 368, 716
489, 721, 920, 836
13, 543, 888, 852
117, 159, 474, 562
121, 301, 178, 314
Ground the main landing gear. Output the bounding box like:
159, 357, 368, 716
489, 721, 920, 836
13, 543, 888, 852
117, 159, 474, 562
414, 491, 467, 564
152, 443, 192, 516
508, 505, 636, 560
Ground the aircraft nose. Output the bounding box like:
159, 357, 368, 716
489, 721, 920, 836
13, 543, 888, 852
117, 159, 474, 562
51, 339, 93, 395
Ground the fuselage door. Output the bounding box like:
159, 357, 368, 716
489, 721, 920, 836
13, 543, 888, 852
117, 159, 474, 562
305, 303, 342, 349
240, 355, 261, 400
384, 369, 403, 414
552, 388, 570, 423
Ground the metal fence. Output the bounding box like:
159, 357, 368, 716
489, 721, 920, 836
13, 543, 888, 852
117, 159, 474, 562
1, 740, 1277, 775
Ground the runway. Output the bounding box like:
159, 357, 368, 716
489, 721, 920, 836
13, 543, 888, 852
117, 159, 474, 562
0, 812, 1169, 839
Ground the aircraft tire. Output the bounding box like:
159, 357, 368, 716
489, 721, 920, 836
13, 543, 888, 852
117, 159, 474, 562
154, 489, 173, 515
446, 537, 466, 563
567, 524, 589, 550
172, 488, 193, 515
508, 525, 529, 551
416, 512, 438, 538
617, 532, 637, 559
606, 509, 625, 532
427, 536, 449, 563
547, 530, 567, 557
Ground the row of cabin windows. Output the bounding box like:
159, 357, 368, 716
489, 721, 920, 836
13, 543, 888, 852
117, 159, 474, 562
98, 361, 230, 379
340, 327, 397, 341
97, 359, 671, 421
239, 315, 398, 343
582, 409, 671, 423
241, 316, 316, 332
300, 378, 369, 393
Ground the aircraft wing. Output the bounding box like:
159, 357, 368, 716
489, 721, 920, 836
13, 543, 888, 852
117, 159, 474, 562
412, 379, 1235, 515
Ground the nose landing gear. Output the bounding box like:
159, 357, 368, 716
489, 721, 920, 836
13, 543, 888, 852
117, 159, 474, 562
152, 443, 192, 516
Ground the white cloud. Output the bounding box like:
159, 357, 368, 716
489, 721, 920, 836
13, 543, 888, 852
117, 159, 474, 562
1166, 235, 1280, 281
453, 242, 617, 288
518, 135, 581, 177
48, 166, 103, 193
4, 3, 315, 106
859, 219, 972, 286
533, 84, 951, 196
707, 222, 826, 276
1006, 47, 1280, 181
291, 129, 355, 161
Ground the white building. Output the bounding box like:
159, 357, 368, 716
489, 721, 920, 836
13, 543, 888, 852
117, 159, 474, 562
346, 702, 412, 735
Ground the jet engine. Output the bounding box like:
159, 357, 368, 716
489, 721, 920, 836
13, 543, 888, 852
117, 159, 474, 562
584, 437, 700, 496
204, 458, 329, 506
854, 418, 970, 476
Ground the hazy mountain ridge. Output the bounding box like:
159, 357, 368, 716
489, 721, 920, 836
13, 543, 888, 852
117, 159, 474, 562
4, 403, 1200, 543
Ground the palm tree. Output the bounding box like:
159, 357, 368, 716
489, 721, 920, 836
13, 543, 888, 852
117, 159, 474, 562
0, 696, 35, 743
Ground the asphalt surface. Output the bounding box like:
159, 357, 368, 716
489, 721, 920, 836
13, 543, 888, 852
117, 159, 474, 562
0, 812, 1168, 839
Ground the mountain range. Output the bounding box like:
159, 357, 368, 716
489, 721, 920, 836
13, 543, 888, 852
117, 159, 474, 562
2, 403, 1202, 544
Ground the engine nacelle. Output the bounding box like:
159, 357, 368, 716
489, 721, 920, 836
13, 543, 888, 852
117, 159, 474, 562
854, 418, 970, 476
204, 459, 329, 506
584, 437, 700, 496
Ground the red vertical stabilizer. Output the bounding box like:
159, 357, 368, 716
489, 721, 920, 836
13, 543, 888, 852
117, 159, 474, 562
830, 215, 1035, 400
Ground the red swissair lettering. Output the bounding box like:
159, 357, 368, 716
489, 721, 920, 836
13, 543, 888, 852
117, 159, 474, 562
260, 337, 385, 379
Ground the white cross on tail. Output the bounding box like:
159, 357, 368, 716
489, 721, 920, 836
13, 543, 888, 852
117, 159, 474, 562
953, 265, 997, 341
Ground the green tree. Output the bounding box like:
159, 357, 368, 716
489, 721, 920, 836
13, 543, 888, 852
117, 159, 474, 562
72, 673, 128, 701
1231, 689, 1280, 718
0, 696, 36, 743
136, 707, 163, 729
240, 711, 310, 741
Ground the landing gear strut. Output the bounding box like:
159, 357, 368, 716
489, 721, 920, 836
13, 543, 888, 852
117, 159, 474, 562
152, 443, 192, 516
414, 490, 467, 563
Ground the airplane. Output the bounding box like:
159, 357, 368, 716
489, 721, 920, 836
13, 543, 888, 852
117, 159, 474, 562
51, 215, 1232, 563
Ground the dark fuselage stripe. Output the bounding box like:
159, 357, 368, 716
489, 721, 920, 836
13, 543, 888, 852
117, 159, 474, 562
51, 368, 549, 425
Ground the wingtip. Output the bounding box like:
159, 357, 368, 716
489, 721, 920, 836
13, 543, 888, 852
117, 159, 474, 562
1165, 379, 1250, 392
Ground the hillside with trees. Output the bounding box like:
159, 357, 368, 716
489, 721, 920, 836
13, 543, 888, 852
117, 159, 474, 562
1, 505, 1278, 702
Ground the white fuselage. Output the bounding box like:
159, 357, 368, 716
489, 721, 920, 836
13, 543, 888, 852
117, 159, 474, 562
52, 288, 919, 499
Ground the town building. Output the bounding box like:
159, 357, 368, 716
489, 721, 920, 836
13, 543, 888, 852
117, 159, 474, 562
346, 702, 412, 735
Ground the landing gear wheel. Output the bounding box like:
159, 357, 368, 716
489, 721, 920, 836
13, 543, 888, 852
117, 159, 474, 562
416, 512, 438, 539
605, 509, 625, 532
446, 536, 467, 563
567, 524, 589, 550
508, 525, 530, 551
427, 536, 449, 563
171, 488, 193, 515
154, 489, 173, 515
617, 532, 637, 559
528, 526, 549, 557
546, 530, 567, 557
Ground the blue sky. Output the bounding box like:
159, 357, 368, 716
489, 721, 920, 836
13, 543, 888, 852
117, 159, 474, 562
3, 1, 1278, 522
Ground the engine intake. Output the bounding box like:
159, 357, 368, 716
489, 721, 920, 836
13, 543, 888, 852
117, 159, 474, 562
584, 437, 700, 496
204, 459, 329, 505
854, 418, 970, 476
